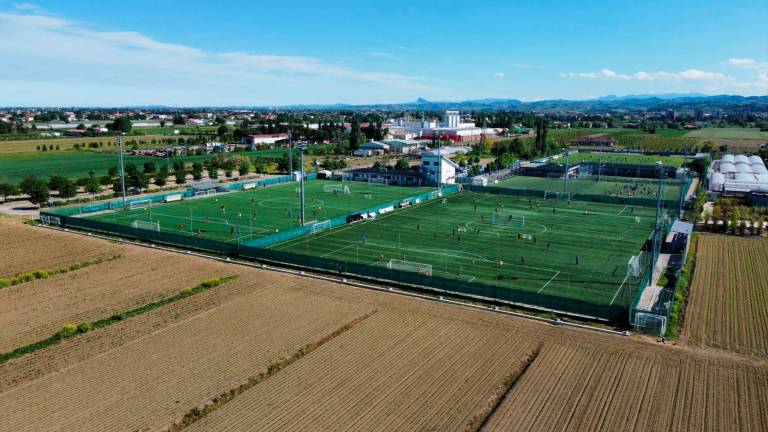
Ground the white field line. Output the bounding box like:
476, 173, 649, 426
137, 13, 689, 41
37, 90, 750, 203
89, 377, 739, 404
537, 270, 561, 293
321, 242, 358, 258
610, 273, 631, 305
617, 205, 627, 215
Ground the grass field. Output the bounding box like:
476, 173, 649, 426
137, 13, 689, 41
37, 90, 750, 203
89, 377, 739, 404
494, 175, 683, 204
0, 134, 190, 154
558, 152, 685, 166
0, 148, 296, 184
274, 191, 656, 310
87, 181, 432, 243
684, 127, 768, 140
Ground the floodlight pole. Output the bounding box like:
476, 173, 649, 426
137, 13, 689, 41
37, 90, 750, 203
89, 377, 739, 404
437, 133, 442, 191
288, 129, 293, 181
679, 143, 688, 217
299, 146, 306, 226
117, 134, 128, 211
563, 151, 570, 195
652, 162, 664, 280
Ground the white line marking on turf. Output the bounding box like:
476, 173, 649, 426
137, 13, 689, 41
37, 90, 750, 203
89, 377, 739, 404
610, 273, 630, 305
617, 205, 627, 215
538, 271, 560, 293
321, 243, 357, 258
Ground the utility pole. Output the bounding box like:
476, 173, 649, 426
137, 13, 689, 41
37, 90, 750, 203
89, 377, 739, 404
117, 133, 127, 210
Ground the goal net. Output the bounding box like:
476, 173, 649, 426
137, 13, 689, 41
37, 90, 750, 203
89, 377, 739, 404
544, 191, 571, 200
310, 220, 332, 235
131, 220, 160, 232
40, 214, 61, 225
492, 213, 524, 228
627, 255, 641, 277
634, 312, 667, 336
368, 178, 388, 186
387, 259, 432, 276
191, 190, 217, 199
128, 199, 152, 210
323, 184, 350, 194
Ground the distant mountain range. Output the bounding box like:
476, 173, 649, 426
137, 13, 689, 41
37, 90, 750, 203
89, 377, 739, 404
11, 94, 767, 112
269, 94, 768, 112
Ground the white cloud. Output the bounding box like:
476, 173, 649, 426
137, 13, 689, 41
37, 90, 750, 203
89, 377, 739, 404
723, 57, 768, 72
0, 12, 432, 105
493, 72, 505, 77
561, 68, 729, 82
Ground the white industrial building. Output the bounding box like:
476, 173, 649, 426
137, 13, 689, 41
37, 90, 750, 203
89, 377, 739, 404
420, 147, 468, 185
386, 111, 490, 143
709, 154, 768, 195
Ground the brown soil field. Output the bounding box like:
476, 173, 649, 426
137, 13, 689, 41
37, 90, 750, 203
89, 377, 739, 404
1, 223, 767, 431
0, 218, 123, 278
482, 343, 768, 432
681, 234, 768, 358
0, 245, 246, 352
0, 285, 373, 432
0, 135, 188, 154
712, 139, 766, 153
185, 311, 540, 432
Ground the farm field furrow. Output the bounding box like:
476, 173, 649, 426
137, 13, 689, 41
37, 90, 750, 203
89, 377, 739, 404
0, 247, 239, 352
481, 343, 768, 432
0, 285, 371, 432
0, 274, 287, 393
681, 234, 768, 358
185, 310, 539, 432
0, 218, 123, 278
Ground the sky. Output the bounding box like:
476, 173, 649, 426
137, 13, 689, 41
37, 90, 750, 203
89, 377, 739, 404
0, 0, 766, 106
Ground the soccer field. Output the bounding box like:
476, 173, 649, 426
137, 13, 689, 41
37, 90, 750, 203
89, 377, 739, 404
273, 191, 657, 315
493, 175, 683, 204
86, 181, 433, 244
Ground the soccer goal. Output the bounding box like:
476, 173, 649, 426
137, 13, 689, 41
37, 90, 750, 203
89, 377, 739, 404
128, 199, 152, 210
627, 255, 642, 277
544, 191, 571, 200
131, 220, 160, 232
457, 226, 467, 232
310, 220, 332, 235
40, 214, 61, 225
323, 184, 350, 194
492, 213, 524, 228
368, 178, 388, 186
387, 259, 432, 276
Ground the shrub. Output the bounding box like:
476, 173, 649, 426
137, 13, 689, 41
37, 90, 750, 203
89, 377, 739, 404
180, 287, 194, 295
77, 322, 93, 333
110, 312, 128, 321
68, 263, 82, 271
58, 323, 78, 339
32, 269, 51, 279
200, 279, 220, 289
0, 278, 10, 288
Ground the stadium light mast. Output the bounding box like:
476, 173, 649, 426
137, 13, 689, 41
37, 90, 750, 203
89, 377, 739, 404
678, 143, 688, 217
652, 161, 664, 280
563, 151, 570, 195
288, 128, 293, 181
299, 145, 306, 226
116, 133, 127, 211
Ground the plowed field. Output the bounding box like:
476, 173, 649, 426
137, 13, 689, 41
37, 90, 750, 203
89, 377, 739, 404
682, 234, 768, 358
0, 218, 122, 278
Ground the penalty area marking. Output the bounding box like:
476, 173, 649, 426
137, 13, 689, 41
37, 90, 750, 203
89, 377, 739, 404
609, 273, 630, 305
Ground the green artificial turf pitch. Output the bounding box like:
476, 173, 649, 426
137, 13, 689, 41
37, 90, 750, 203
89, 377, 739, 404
87, 181, 432, 243
273, 191, 657, 309
493, 175, 683, 204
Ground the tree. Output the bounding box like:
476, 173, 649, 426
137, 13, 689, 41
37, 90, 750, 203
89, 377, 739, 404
349, 119, 362, 151
110, 116, 132, 133
160, 120, 166, 128
0, 183, 19, 201
143, 162, 156, 174
48, 175, 69, 192
174, 165, 187, 184
238, 159, 250, 176
108, 166, 119, 178
58, 178, 78, 199
191, 162, 203, 180
205, 160, 219, 179
172, 114, 185, 125
372, 160, 383, 170
128, 168, 149, 190
155, 165, 169, 186
217, 125, 230, 137
395, 158, 410, 170
84, 172, 102, 197
20, 177, 49, 206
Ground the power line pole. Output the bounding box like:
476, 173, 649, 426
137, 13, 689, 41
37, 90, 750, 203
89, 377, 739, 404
117, 133, 127, 210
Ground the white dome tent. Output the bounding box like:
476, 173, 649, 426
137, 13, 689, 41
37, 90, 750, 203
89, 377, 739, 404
748, 155, 764, 165
711, 154, 768, 196
734, 154, 749, 164
735, 163, 752, 173
722, 154, 735, 163
719, 162, 736, 174
752, 164, 768, 174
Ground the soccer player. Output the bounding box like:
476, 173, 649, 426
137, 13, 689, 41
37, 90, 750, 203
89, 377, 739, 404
552, 207, 556, 215
362, 234, 367, 244
416, 224, 420, 231
576, 255, 581, 265
547, 241, 551, 250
